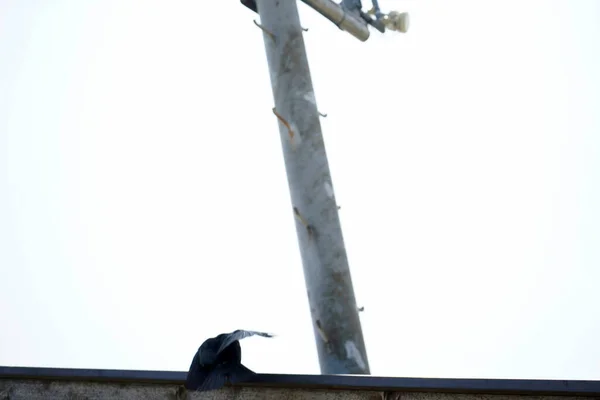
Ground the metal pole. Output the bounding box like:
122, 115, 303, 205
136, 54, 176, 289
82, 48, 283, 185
299, 0, 370, 41
256, 0, 370, 375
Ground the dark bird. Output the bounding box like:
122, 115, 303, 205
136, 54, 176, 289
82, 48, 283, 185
240, 0, 258, 13
184, 330, 274, 392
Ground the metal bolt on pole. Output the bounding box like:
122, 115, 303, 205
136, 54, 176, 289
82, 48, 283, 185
256, 0, 370, 375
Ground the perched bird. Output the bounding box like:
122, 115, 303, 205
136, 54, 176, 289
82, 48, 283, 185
184, 330, 274, 392
240, 0, 258, 13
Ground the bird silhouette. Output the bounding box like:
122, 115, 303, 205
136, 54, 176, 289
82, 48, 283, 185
184, 330, 274, 392
240, 0, 258, 13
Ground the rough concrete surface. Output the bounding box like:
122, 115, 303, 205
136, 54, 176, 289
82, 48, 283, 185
1, 380, 599, 400
0, 380, 375, 400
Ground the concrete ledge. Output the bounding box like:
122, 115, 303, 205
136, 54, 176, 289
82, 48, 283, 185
1, 366, 600, 399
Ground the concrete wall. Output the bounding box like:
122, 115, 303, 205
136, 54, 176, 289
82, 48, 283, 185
1, 378, 598, 400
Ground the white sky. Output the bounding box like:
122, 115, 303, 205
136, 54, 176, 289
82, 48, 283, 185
1, 0, 600, 380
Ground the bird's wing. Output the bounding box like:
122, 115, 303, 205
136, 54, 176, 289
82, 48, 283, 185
197, 365, 229, 392
195, 363, 256, 392
184, 352, 204, 390
227, 363, 256, 384
216, 330, 274, 355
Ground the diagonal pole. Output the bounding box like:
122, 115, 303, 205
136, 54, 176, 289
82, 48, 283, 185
255, 0, 370, 374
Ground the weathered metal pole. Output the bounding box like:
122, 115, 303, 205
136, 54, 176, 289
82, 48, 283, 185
256, 0, 370, 375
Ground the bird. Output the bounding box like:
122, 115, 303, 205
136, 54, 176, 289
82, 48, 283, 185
184, 330, 274, 392
240, 0, 258, 13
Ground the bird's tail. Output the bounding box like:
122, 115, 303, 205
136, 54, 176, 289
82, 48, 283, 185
197, 363, 257, 392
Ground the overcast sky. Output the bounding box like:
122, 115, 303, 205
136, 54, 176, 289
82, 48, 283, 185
1, 0, 600, 380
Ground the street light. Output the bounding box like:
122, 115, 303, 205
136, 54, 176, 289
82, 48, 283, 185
301, 0, 410, 40
380, 11, 409, 33
240, 0, 409, 41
